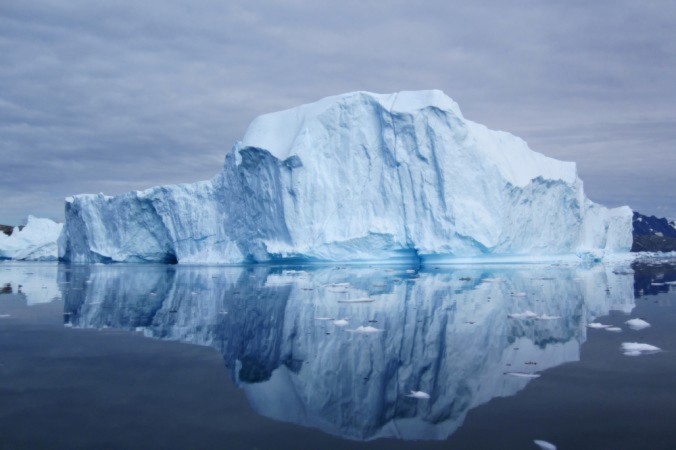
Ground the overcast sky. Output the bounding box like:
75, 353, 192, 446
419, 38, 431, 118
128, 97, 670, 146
1, 0, 675, 224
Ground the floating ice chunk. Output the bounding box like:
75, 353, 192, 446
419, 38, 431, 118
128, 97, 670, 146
338, 297, 375, 303
512, 292, 527, 297
349, 326, 383, 334
505, 372, 541, 379
0, 314, 11, 318
625, 318, 651, 330
482, 277, 501, 282
406, 390, 430, 400
665, 281, 676, 285
406, 269, 416, 274
606, 327, 622, 332
587, 323, 612, 329
508, 311, 539, 319
315, 317, 334, 321
651, 283, 665, 286
538, 314, 561, 320
621, 342, 661, 356
332, 319, 349, 327
328, 287, 350, 293
534, 440, 557, 450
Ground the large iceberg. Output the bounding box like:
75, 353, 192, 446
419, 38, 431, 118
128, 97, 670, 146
59, 90, 632, 264
0, 216, 62, 261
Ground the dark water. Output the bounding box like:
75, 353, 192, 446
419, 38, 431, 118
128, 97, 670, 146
0, 260, 675, 449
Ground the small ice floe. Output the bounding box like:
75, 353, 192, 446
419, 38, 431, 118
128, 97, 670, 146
621, 342, 661, 356
606, 327, 622, 332
508, 310, 539, 319
587, 322, 612, 329
508, 310, 557, 320
533, 440, 557, 450
332, 319, 349, 327
538, 314, 561, 320
349, 326, 382, 334
149, 292, 157, 296
482, 277, 500, 282
512, 292, 527, 297
406, 390, 430, 400
406, 269, 416, 274
0, 314, 11, 318
665, 281, 676, 285
328, 287, 350, 293
651, 282, 665, 286
85, 280, 92, 284
338, 297, 375, 303
625, 318, 651, 331
315, 317, 333, 321
505, 372, 541, 379
218, 310, 228, 315
63, 322, 73, 328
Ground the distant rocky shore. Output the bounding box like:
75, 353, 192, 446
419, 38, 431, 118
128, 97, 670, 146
0, 224, 23, 236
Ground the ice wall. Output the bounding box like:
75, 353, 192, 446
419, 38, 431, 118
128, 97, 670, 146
59, 90, 633, 264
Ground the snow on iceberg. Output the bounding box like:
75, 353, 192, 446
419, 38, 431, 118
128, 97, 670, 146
59, 90, 633, 264
0, 216, 62, 261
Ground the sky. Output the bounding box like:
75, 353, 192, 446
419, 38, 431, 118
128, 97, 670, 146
1, 0, 675, 224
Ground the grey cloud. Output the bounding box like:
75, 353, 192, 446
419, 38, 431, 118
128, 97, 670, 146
1, 0, 675, 224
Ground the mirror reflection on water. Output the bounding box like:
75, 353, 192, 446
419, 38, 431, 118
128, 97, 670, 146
1, 260, 675, 448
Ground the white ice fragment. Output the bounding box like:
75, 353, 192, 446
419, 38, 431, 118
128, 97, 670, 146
621, 342, 661, 356
538, 314, 561, 320
534, 440, 557, 450
482, 277, 501, 282
625, 318, 650, 331
338, 297, 375, 303
512, 292, 527, 297
406, 390, 430, 399
315, 317, 334, 321
587, 323, 611, 329
0, 314, 11, 318
505, 372, 541, 379
349, 326, 382, 334
332, 319, 349, 327
508, 310, 539, 319
605, 327, 622, 332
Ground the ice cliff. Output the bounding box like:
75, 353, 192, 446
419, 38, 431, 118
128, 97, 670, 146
0, 216, 62, 261
59, 90, 632, 264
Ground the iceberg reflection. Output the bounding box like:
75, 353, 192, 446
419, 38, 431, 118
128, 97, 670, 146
59, 263, 634, 441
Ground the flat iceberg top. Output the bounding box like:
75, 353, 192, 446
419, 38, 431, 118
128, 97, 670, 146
242, 89, 577, 187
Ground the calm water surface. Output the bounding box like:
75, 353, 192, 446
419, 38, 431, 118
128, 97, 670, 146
0, 260, 675, 449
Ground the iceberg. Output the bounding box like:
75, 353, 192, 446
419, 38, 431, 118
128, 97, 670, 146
59, 90, 632, 264
0, 216, 62, 261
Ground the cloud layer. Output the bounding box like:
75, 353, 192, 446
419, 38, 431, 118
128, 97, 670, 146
1, 0, 675, 224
